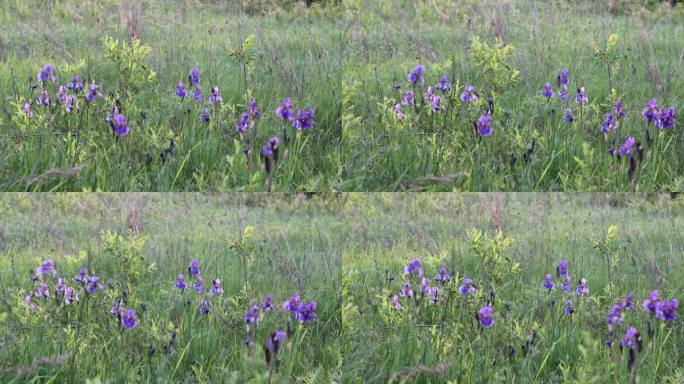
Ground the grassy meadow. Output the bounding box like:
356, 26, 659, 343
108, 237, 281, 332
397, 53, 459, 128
0, 1, 682, 191
0, 193, 342, 383
342, 193, 684, 383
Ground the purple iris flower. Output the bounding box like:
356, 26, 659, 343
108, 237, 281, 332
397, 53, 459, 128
209, 86, 223, 104
276, 98, 294, 120
121, 309, 138, 329
65, 287, 78, 305
655, 107, 676, 129
559, 85, 569, 102
199, 300, 212, 316
601, 113, 617, 133
643, 290, 660, 313
542, 274, 555, 290
458, 278, 476, 296
420, 277, 431, 295
110, 300, 123, 318
479, 305, 495, 329
245, 305, 260, 325
64, 95, 78, 113
561, 276, 572, 292
37, 90, 51, 106
292, 108, 315, 131
23, 102, 33, 118
541, 82, 554, 100
556, 260, 568, 277
86, 275, 104, 294
606, 304, 624, 325
265, 330, 286, 355
391, 295, 402, 311
435, 76, 452, 92
394, 103, 405, 121
557, 69, 569, 86
262, 295, 273, 311
282, 294, 301, 312
617, 137, 635, 159
210, 279, 224, 296
575, 87, 588, 105
564, 300, 575, 315
434, 267, 451, 284
175, 274, 188, 290
296, 301, 317, 323
460, 85, 478, 103
194, 277, 205, 293
36, 260, 58, 278
85, 83, 103, 102
199, 108, 211, 124
400, 282, 414, 298
192, 86, 204, 102
642, 99, 659, 122
613, 100, 625, 118
37, 64, 55, 83
621, 293, 635, 311
35, 283, 50, 299
429, 287, 440, 304
429, 94, 442, 112
406, 65, 425, 85
55, 278, 66, 296
67, 76, 83, 91
175, 82, 187, 98
261, 136, 279, 159
188, 68, 201, 86
404, 258, 423, 277
620, 327, 639, 349
656, 299, 678, 321
188, 260, 200, 276
576, 278, 589, 296
75, 269, 88, 284
563, 108, 574, 123
477, 114, 493, 136
249, 99, 262, 118
112, 114, 129, 136
236, 113, 252, 134
402, 91, 415, 106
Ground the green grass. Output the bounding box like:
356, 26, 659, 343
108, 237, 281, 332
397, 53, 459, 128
341, 193, 684, 383
0, 1, 682, 191
0, 194, 342, 383
340, 0, 684, 191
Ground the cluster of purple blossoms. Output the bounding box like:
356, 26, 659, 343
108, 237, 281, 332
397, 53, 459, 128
542, 261, 588, 302
575, 87, 589, 105
406, 65, 425, 86
435, 76, 452, 92
174, 260, 222, 315
394, 103, 405, 121
425, 87, 444, 113
642, 290, 679, 321
601, 99, 626, 135
476, 113, 493, 137
245, 305, 261, 325
281, 294, 317, 324
274, 97, 315, 131
199, 108, 211, 124
111, 301, 138, 330
460, 84, 478, 103
458, 278, 476, 296
25, 261, 108, 313
23, 102, 33, 119
404, 258, 424, 277
479, 304, 495, 329
236, 99, 262, 134
261, 136, 280, 165
563, 300, 575, 315
111, 113, 129, 136
37, 64, 56, 84
264, 330, 287, 367
541, 82, 554, 100
617, 137, 635, 159
642, 99, 676, 129
85, 83, 103, 103
209, 86, 223, 105
542, 274, 555, 291
176, 82, 187, 98
57, 86, 79, 113
434, 267, 452, 284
